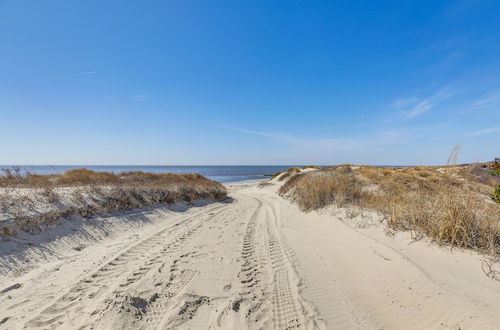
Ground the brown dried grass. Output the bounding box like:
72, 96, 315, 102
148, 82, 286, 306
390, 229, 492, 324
279, 164, 500, 256
0, 169, 227, 235
271, 165, 321, 179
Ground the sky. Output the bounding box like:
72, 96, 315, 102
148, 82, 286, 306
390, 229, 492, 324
1, 0, 499, 165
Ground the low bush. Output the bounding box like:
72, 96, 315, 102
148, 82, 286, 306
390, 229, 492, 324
492, 186, 500, 203
279, 171, 361, 209
491, 165, 500, 176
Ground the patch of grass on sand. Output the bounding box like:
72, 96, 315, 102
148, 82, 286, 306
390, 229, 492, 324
279, 163, 500, 256
271, 166, 321, 179
0, 168, 227, 235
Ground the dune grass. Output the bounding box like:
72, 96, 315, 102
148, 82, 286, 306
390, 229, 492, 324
278, 163, 500, 256
0, 168, 227, 235
0, 168, 217, 187
271, 166, 321, 179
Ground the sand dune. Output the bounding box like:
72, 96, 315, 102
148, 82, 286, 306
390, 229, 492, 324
1, 181, 499, 329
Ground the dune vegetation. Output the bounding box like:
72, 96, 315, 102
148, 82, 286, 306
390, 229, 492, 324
278, 163, 500, 257
271, 166, 321, 181
0, 168, 227, 235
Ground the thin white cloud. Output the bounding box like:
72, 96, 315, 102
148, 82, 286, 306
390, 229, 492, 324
473, 95, 498, 107
400, 87, 456, 119
218, 126, 281, 139
426, 125, 500, 141
461, 89, 500, 114
464, 126, 500, 137
219, 125, 361, 150
131, 94, 150, 102
405, 101, 434, 119
408, 38, 463, 62
219, 125, 402, 151
81, 71, 96, 75
391, 97, 419, 109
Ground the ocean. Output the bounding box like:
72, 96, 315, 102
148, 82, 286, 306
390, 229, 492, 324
0, 165, 296, 183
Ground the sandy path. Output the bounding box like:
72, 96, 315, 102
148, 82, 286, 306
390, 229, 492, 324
0, 183, 322, 329
1, 181, 499, 329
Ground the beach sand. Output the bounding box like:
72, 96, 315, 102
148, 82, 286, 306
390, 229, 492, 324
1, 180, 499, 329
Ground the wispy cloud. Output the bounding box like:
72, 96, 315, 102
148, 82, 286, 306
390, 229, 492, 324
408, 38, 463, 62
81, 71, 96, 75
218, 126, 280, 139
463, 126, 500, 137
131, 94, 150, 102
219, 125, 402, 151
461, 89, 500, 114
428, 125, 500, 141
219, 125, 362, 150
406, 36, 471, 77
405, 101, 434, 119
391, 97, 419, 109
395, 87, 456, 119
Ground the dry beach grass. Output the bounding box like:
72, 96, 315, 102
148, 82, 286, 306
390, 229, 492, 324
279, 163, 500, 257
0, 168, 227, 235
2, 172, 500, 329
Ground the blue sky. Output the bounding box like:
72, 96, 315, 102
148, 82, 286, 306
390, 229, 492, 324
1, 0, 499, 165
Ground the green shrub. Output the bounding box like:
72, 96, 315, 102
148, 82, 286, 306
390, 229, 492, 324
492, 186, 500, 203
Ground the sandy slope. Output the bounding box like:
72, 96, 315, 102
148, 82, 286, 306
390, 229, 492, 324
1, 181, 499, 329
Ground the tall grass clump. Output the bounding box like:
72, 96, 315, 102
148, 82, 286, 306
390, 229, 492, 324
279, 167, 362, 209
376, 183, 499, 253
491, 162, 500, 176
279, 164, 500, 256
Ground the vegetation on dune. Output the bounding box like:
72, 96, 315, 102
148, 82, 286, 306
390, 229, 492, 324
278, 172, 291, 181
0, 167, 215, 188
271, 166, 321, 179
0, 168, 227, 235
491, 163, 500, 176
278, 163, 500, 257
492, 186, 500, 203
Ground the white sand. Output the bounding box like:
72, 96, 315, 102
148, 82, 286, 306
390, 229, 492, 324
0, 180, 499, 329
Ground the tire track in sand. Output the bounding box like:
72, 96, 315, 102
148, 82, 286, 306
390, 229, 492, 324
23, 202, 229, 329
264, 198, 324, 330
215, 194, 323, 330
